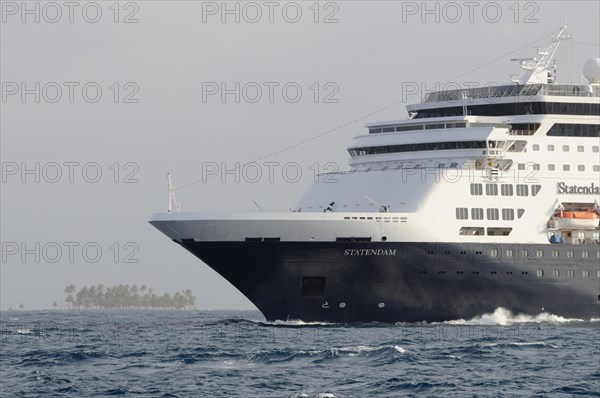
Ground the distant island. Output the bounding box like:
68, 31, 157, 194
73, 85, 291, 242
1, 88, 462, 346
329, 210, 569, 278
63, 284, 196, 310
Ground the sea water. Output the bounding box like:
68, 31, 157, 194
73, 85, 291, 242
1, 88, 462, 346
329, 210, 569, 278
1, 309, 598, 397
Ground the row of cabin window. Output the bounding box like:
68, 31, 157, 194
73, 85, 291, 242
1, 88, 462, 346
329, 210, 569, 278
470, 183, 541, 196
545, 123, 600, 137
532, 144, 600, 152
458, 227, 512, 236
414, 102, 600, 118
456, 208, 524, 220
516, 163, 600, 172
496, 249, 600, 259
369, 122, 467, 134
549, 164, 599, 172
432, 269, 600, 278
519, 164, 600, 172
536, 270, 600, 278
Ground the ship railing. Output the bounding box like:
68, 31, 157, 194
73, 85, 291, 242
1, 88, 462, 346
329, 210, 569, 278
540, 84, 600, 98
422, 83, 599, 103
508, 129, 537, 136
422, 84, 542, 103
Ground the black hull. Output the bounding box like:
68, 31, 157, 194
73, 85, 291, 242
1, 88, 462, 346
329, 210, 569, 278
179, 241, 600, 323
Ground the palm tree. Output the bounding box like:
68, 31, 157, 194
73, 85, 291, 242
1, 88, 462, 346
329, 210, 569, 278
173, 292, 184, 309
89, 285, 98, 309
96, 284, 105, 309
64, 284, 76, 309
131, 285, 140, 309
183, 289, 196, 309
60, 284, 197, 310
159, 293, 171, 309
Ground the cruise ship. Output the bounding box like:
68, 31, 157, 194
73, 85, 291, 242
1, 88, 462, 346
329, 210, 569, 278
150, 26, 600, 322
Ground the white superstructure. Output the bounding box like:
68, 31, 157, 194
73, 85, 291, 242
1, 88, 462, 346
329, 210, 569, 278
152, 25, 600, 247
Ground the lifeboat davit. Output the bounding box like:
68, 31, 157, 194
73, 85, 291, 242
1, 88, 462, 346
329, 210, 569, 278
553, 211, 600, 230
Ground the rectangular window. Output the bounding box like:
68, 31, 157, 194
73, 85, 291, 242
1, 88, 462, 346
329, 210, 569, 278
593, 146, 599, 153
568, 270, 575, 278
532, 144, 539, 151
566, 250, 574, 258
594, 165, 600, 172
516, 184, 529, 196
547, 145, 554, 151
582, 251, 589, 258
536, 270, 543, 277
502, 208, 515, 220
582, 270, 590, 277
577, 145, 584, 152
501, 184, 513, 196
486, 184, 498, 196
470, 183, 483, 195
563, 164, 570, 171
488, 249, 498, 258
531, 185, 542, 196
552, 270, 560, 277
487, 227, 512, 236
506, 249, 513, 257
548, 164, 555, 171
578, 165, 585, 171
562, 145, 569, 152
518, 163, 525, 170
486, 208, 499, 220
459, 227, 484, 236
456, 208, 469, 220
396, 125, 421, 132
536, 250, 543, 258
471, 208, 484, 220
552, 250, 559, 258
533, 164, 540, 170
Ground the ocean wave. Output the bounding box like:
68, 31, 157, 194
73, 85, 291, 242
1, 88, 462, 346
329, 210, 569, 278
443, 307, 586, 325
263, 319, 335, 327
19, 348, 111, 367
242, 344, 407, 365
202, 318, 336, 330
330, 344, 406, 355
483, 341, 560, 349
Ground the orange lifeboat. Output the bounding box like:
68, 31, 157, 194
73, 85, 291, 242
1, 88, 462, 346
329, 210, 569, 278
553, 211, 599, 229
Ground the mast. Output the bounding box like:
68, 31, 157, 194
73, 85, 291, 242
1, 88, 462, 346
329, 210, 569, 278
167, 152, 180, 213
511, 24, 572, 85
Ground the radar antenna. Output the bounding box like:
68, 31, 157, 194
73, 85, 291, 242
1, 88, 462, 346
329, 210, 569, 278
511, 23, 573, 84
167, 152, 181, 213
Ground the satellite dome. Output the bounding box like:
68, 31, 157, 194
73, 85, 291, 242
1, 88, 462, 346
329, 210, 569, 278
583, 58, 600, 84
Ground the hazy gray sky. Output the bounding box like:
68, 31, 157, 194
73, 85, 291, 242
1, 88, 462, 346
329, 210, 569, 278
1, 1, 599, 310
